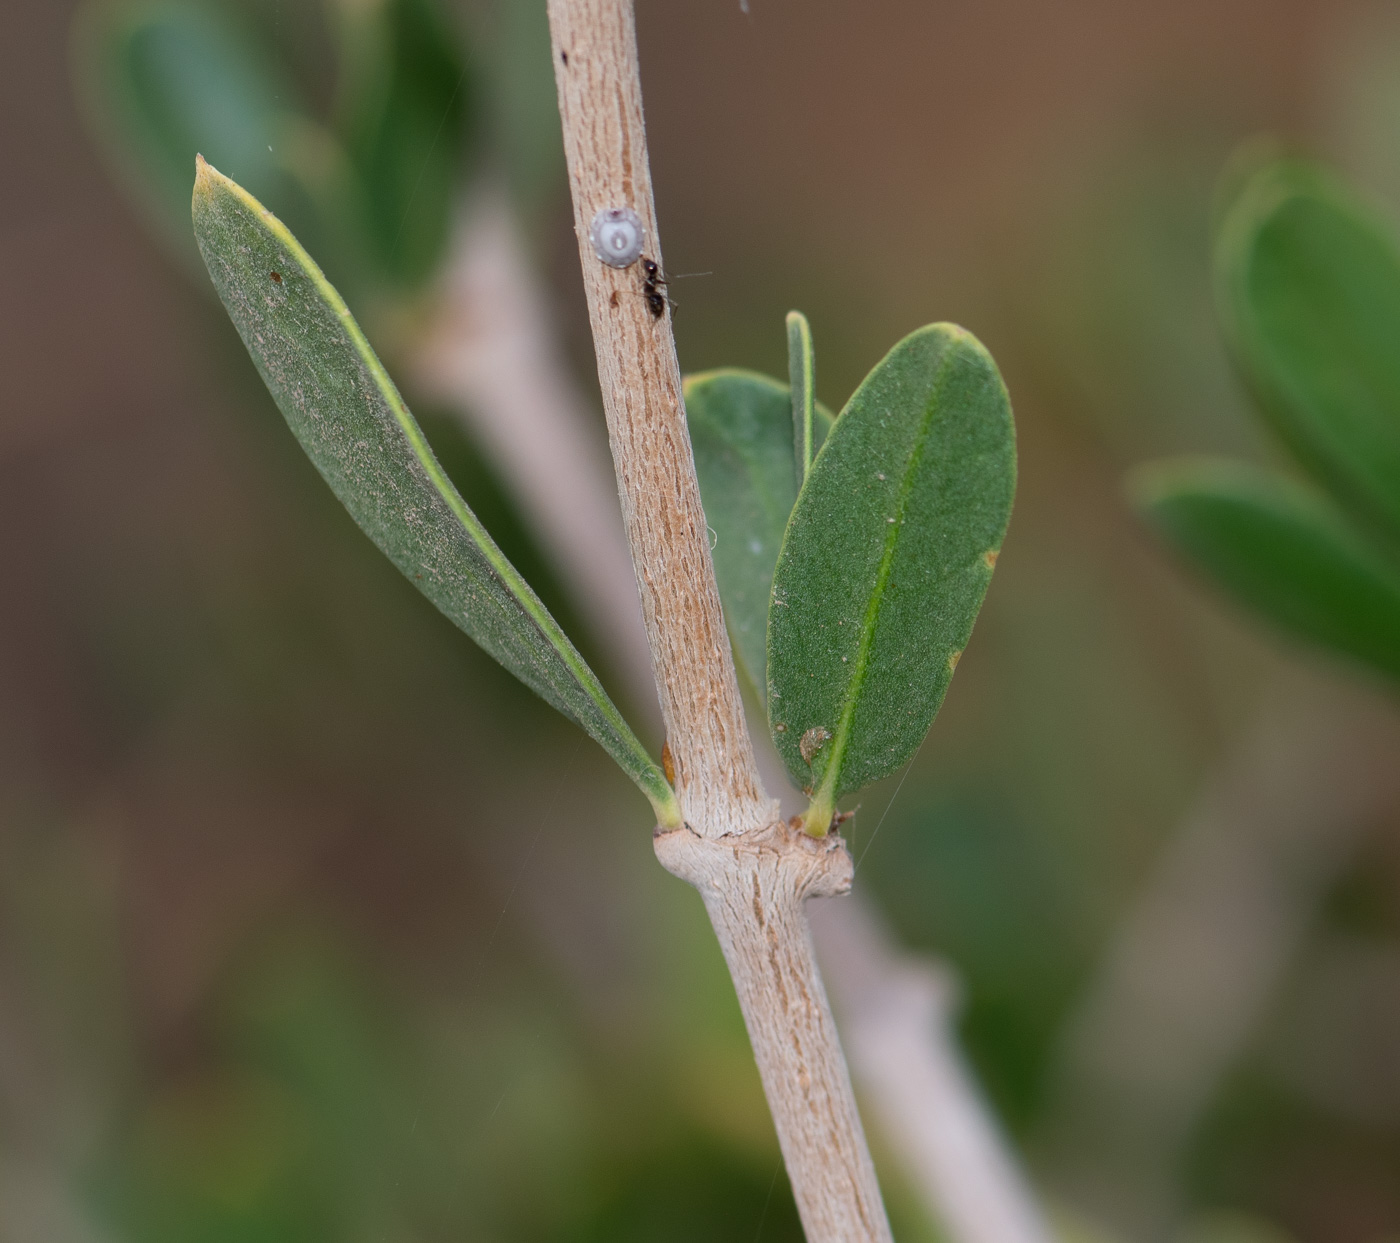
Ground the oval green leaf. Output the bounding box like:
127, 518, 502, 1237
1133, 458, 1400, 684
1217, 159, 1400, 544
685, 368, 832, 700
192, 159, 677, 824
767, 324, 1016, 832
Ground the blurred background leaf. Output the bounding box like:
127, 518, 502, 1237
78, 0, 479, 302
330, 0, 476, 290
1134, 459, 1400, 684
1216, 159, 1400, 544
1131, 152, 1400, 686
76, 1, 329, 275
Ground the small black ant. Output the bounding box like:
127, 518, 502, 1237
641, 258, 673, 319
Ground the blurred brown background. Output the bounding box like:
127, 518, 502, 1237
4, 0, 1400, 1240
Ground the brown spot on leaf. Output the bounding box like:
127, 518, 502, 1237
983, 549, 998, 568
948, 650, 963, 672
799, 726, 832, 765
269, 271, 282, 284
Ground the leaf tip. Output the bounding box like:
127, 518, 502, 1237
192, 153, 219, 198
192, 154, 236, 225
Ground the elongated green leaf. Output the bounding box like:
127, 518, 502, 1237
1133, 459, 1400, 683
193, 159, 677, 824
685, 369, 832, 700
787, 311, 816, 484
1217, 160, 1400, 545
767, 325, 1015, 832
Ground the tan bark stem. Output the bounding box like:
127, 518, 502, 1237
656, 823, 894, 1243
544, 2, 894, 1237
546, 0, 765, 837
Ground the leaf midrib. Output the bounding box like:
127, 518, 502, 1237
815, 346, 956, 806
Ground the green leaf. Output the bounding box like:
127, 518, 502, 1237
685, 369, 833, 700
686, 371, 797, 699
787, 311, 816, 484
192, 159, 677, 825
334, 0, 474, 288
1217, 159, 1400, 545
767, 325, 1016, 833
1133, 458, 1400, 684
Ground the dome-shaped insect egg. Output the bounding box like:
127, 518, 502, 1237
590, 206, 646, 268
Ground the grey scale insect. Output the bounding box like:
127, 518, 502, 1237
589, 206, 646, 268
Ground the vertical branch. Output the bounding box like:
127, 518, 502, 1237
545, 0, 767, 837
654, 822, 895, 1243
544, 2, 894, 1238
